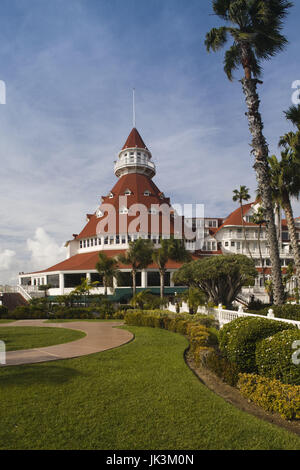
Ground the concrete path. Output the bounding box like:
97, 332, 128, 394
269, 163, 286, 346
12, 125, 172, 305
0, 320, 133, 366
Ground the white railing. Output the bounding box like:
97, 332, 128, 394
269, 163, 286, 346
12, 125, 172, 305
166, 301, 300, 329
16, 285, 32, 301
0, 285, 32, 301
216, 304, 300, 329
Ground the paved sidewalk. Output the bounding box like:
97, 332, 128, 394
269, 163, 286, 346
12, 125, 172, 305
0, 320, 133, 366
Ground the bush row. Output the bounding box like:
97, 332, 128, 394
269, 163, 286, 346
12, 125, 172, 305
0, 305, 9, 317
219, 316, 295, 373
124, 309, 218, 364
2, 304, 123, 320
238, 373, 300, 420
247, 303, 300, 322
256, 329, 300, 385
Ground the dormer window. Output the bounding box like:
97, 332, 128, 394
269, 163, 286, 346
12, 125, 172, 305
124, 189, 132, 196
108, 192, 114, 199
96, 208, 103, 218
144, 190, 151, 196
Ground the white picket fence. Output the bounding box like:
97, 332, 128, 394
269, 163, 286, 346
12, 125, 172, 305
167, 302, 300, 329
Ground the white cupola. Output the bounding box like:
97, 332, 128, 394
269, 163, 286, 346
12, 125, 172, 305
114, 128, 156, 179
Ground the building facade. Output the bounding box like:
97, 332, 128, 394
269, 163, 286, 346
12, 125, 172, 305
19, 128, 299, 302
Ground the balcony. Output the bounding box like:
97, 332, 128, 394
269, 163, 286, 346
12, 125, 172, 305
114, 156, 156, 178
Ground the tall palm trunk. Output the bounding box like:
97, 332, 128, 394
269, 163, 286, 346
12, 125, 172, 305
240, 203, 252, 259
257, 224, 266, 286
159, 269, 165, 299
241, 73, 285, 305
132, 270, 137, 297
282, 194, 300, 287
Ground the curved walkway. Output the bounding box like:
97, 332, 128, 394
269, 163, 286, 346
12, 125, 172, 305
0, 320, 133, 366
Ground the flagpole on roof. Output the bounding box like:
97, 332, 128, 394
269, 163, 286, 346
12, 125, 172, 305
133, 88, 136, 128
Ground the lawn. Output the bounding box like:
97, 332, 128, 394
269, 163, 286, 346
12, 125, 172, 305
0, 320, 15, 324
0, 326, 85, 351
0, 326, 299, 450
45, 319, 119, 323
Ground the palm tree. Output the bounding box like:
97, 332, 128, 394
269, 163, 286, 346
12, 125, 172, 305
118, 238, 153, 297
95, 253, 119, 296
268, 151, 300, 288
72, 277, 99, 307
205, 0, 293, 305
251, 206, 266, 285
152, 238, 191, 298
232, 186, 252, 259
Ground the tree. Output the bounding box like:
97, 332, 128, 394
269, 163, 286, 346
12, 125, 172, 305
72, 277, 99, 307
232, 186, 252, 258
181, 287, 207, 315
205, 0, 293, 305
118, 238, 153, 297
130, 290, 167, 310
38, 284, 52, 299
250, 206, 266, 285
152, 238, 191, 298
268, 151, 300, 287
173, 254, 257, 308
95, 253, 119, 296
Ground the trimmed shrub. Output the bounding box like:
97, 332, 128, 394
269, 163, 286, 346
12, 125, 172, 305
238, 373, 300, 420
204, 350, 240, 386
256, 329, 300, 385
248, 304, 300, 322
0, 305, 9, 317
219, 316, 295, 373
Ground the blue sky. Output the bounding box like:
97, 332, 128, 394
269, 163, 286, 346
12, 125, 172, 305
0, 0, 300, 283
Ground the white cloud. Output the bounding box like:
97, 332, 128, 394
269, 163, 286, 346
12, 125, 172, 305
27, 227, 66, 271
0, 249, 16, 270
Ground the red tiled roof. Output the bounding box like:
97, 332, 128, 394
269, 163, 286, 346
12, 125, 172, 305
77, 173, 177, 239
27, 249, 198, 274
122, 128, 148, 150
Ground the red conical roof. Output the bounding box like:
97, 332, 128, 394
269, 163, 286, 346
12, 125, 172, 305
122, 128, 148, 150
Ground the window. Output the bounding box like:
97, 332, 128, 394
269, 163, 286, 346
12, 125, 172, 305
109, 236, 114, 245
90, 239, 93, 247
225, 242, 229, 247
87, 239, 90, 247
124, 189, 132, 196
83, 240, 86, 248
96, 209, 103, 218
231, 241, 235, 247
122, 235, 126, 244
109, 192, 114, 199
94, 238, 97, 245
144, 190, 150, 196
98, 237, 102, 245
104, 236, 108, 245
116, 235, 120, 244
80, 241, 83, 249
282, 231, 289, 241
208, 220, 217, 228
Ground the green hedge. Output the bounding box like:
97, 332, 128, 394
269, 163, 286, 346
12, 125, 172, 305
248, 304, 300, 322
238, 373, 300, 420
0, 305, 9, 317
203, 350, 240, 386
219, 316, 295, 373
124, 309, 216, 364
256, 329, 300, 385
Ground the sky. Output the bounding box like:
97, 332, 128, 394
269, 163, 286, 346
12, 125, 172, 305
0, 0, 300, 284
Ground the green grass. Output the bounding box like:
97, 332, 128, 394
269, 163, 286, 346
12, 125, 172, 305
0, 320, 15, 324
0, 327, 85, 351
0, 326, 299, 450
45, 319, 120, 323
